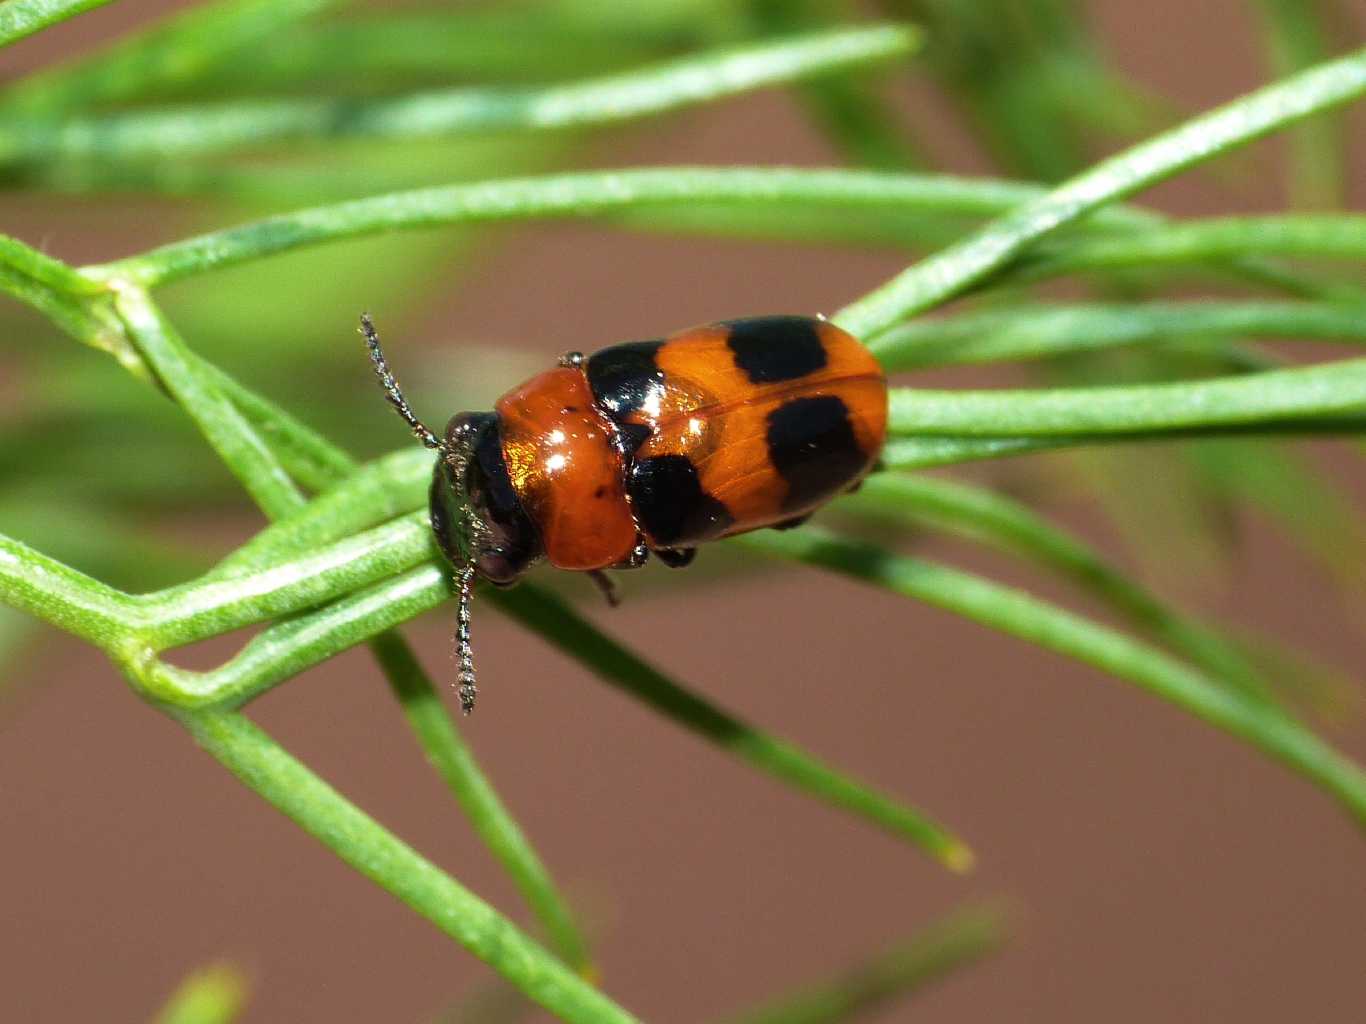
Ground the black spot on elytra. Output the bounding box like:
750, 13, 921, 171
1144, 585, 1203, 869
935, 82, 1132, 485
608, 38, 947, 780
586, 339, 665, 420
628, 454, 733, 546
614, 421, 653, 458
766, 396, 867, 513
724, 316, 827, 384
593, 485, 606, 499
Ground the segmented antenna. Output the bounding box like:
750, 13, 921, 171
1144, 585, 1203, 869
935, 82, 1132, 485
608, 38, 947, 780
455, 565, 478, 714
363, 314, 482, 711
361, 313, 444, 451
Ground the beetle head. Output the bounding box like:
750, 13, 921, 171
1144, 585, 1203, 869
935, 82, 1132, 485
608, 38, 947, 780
430, 412, 543, 586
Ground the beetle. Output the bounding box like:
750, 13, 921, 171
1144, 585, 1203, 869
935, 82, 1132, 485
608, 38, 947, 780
363, 313, 887, 713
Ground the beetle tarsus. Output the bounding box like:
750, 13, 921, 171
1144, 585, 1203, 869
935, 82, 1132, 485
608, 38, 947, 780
588, 569, 621, 607
655, 547, 696, 569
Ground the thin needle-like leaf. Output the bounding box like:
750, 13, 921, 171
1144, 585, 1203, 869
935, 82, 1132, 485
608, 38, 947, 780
888, 358, 1366, 436
1015, 215, 1366, 281
0, 26, 918, 163
834, 48, 1366, 337
0, 0, 116, 48
371, 632, 594, 976
489, 583, 974, 872
843, 474, 1283, 708
742, 527, 1366, 825
1251, 0, 1348, 208
90, 167, 1152, 287
0, 0, 342, 113
873, 300, 1366, 369
178, 709, 637, 1024
112, 285, 303, 518
716, 902, 1006, 1024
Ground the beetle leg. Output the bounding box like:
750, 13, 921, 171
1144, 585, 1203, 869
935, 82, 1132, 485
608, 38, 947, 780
771, 514, 811, 531
587, 569, 621, 607
558, 350, 585, 369
611, 540, 649, 570
654, 547, 696, 569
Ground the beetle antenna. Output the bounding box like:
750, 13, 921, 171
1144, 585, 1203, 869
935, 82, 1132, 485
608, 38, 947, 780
361, 313, 445, 451
455, 564, 478, 714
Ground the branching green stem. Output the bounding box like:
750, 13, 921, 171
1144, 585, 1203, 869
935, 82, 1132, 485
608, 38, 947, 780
835, 48, 1366, 336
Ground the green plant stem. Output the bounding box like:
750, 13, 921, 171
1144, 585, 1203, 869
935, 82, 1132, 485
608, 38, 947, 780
489, 583, 974, 872
880, 436, 1065, 469
834, 47, 1366, 337
0, 0, 341, 113
112, 285, 303, 517
872, 300, 1366, 370
1251, 0, 1346, 208
0, 531, 137, 649
742, 527, 1366, 825
0, 248, 149, 379
844, 474, 1280, 707
178, 709, 636, 1024
0, 232, 103, 293
208, 448, 431, 579
103, 284, 597, 972
1015, 215, 1366, 281
142, 567, 448, 708
138, 512, 433, 650
878, 424, 1366, 469
888, 358, 1366, 436
0, 25, 918, 163
0, 0, 115, 48
15, 246, 969, 868
88, 166, 1151, 287
178, 10, 687, 93
717, 902, 1006, 1024
370, 631, 592, 976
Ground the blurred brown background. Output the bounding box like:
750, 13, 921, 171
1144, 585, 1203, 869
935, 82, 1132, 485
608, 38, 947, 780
2, 2, 1365, 1021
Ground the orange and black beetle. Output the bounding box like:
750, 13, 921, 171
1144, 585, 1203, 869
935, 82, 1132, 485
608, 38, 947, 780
363, 314, 887, 712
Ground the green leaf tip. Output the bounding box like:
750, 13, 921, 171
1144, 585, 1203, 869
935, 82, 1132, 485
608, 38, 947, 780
153, 962, 250, 1024
942, 840, 977, 874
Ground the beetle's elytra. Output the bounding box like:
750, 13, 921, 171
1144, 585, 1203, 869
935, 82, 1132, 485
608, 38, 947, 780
364, 314, 888, 713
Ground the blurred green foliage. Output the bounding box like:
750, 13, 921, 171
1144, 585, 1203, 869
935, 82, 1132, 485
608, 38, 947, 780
1, 2, 1363, 1021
